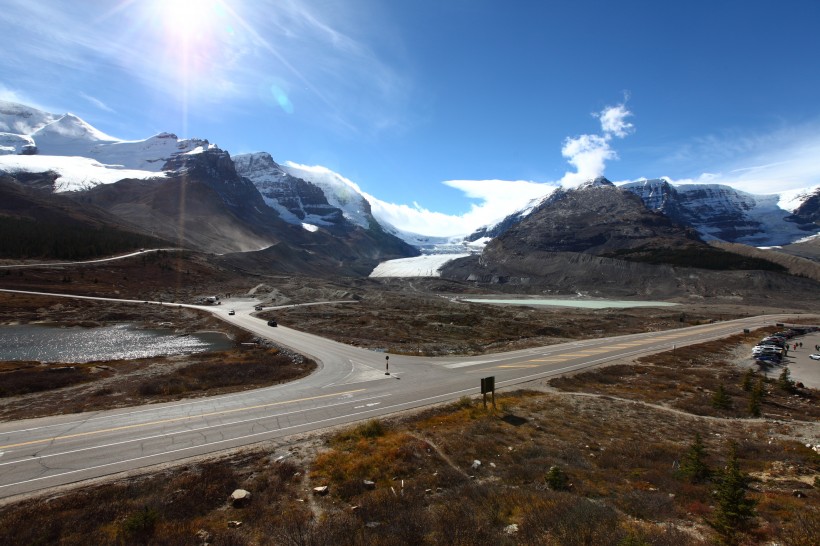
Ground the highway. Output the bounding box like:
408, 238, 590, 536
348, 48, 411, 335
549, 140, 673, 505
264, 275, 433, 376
0, 290, 803, 501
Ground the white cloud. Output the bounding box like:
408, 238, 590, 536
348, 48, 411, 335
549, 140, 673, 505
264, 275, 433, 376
79, 92, 115, 113
285, 160, 557, 236
559, 134, 615, 187
558, 102, 634, 187
370, 179, 556, 237
289, 100, 635, 237
0, 83, 47, 110
596, 103, 634, 138
654, 122, 820, 194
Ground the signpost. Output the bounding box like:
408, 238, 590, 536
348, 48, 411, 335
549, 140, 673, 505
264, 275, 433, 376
385, 355, 390, 375
481, 376, 495, 409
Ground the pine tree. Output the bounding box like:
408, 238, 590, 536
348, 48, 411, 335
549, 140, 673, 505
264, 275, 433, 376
710, 443, 757, 544
679, 432, 711, 483
741, 368, 755, 392
754, 378, 767, 400
778, 367, 796, 393
712, 384, 732, 410
748, 386, 761, 417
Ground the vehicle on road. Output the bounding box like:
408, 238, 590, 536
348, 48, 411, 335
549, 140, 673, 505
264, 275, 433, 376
810, 353, 820, 361
254, 305, 263, 311
267, 320, 278, 327
228, 310, 235, 316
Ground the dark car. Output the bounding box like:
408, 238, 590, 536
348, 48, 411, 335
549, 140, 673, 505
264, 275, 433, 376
267, 320, 278, 327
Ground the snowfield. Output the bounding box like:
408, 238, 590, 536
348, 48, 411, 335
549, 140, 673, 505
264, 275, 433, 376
369, 253, 469, 277
0, 154, 167, 192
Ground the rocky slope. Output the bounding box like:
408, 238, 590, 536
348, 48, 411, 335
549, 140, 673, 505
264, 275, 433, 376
481, 177, 702, 258
622, 179, 818, 246
233, 152, 346, 229
441, 178, 820, 301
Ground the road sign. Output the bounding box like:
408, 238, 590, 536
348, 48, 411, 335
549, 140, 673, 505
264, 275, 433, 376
481, 376, 495, 394
481, 376, 496, 409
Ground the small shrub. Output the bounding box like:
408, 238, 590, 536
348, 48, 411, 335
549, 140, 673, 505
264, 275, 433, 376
122, 506, 159, 541
712, 384, 732, 410
545, 465, 570, 491
356, 419, 386, 439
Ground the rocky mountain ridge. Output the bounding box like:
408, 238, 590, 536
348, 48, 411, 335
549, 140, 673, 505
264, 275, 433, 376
0, 101, 417, 272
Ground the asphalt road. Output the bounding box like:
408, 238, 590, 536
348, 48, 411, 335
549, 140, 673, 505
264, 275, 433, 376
0, 248, 183, 269
0, 291, 808, 501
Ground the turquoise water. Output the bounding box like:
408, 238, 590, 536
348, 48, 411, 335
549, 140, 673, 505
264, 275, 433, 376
462, 298, 679, 309
0, 324, 233, 363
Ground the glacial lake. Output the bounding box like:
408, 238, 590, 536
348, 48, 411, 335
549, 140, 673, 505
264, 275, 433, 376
0, 323, 234, 363
462, 298, 679, 309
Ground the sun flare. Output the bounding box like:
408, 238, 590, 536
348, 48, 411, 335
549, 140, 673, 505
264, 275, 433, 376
161, 0, 219, 44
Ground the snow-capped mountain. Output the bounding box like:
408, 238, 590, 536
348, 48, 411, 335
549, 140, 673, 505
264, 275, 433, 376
0, 100, 417, 267
233, 152, 344, 229
0, 100, 59, 134
30, 113, 212, 172
465, 177, 819, 248
0, 100, 213, 189
621, 179, 819, 246
279, 162, 374, 230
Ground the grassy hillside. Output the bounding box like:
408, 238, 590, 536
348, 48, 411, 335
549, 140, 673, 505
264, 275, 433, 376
603, 244, 788, 271
0, 215, 164, 260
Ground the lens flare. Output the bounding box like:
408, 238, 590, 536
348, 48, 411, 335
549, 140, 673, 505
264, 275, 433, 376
270, 84, 294, 114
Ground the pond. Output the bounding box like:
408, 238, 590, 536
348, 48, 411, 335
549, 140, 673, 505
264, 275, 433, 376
461, 298, 679, 309
0, 323, 234, 363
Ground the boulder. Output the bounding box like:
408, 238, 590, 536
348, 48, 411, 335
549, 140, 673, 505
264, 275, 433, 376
313, 485, 329, 496
229, 489, 251, 508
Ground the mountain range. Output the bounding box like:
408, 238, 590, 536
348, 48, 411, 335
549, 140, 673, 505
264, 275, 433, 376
1, 99, 819, 287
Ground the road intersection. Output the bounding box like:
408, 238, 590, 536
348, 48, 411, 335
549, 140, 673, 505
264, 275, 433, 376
0, 289, 805, 501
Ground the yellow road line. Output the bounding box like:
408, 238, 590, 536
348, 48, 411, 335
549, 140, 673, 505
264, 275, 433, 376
530, 358, 569, 362
0, 389, 367, 450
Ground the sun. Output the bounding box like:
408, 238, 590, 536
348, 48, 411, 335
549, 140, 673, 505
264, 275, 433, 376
160, 0, 220, 44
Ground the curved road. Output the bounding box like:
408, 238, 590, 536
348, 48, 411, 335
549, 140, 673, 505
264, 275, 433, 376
0, 248, 183, 269
0, 289, 806, 501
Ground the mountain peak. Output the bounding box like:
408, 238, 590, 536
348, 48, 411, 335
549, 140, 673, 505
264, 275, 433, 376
578, 176, 614, 189
34, 112, 118, 142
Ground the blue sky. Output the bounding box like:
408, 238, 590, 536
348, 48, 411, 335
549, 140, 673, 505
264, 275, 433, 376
2, 0, 820, 235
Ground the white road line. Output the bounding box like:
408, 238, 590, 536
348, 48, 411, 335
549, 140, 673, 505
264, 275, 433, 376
0, 393, 393, 467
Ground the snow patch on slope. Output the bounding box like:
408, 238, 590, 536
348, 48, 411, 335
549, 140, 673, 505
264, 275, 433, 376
0, 133, 35, 155
779, 184, 820, 212
283, 162, 372, 229
0, 100, 59, 134
369, 253, 469, 277
0, 154, 166, 191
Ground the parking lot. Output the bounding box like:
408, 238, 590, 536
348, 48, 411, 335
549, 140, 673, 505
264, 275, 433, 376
754, 329, 820, 389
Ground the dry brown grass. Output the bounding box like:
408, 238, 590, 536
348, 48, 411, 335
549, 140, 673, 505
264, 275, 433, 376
270, 285, 740, 356
0, 347, 316, 421
550, 328, 820, 421
1, 385, 817, 545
